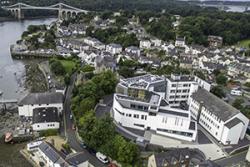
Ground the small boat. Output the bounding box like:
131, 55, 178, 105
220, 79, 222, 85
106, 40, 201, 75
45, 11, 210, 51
4, 132, 13, 143
0, 90, 3, 96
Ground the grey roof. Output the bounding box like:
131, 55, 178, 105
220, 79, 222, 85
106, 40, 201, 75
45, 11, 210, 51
19, 92, 63, 105
191, 88, 239, 121
158, 109, 189, 117
153, 148, 206, 167
39, 142, 69, 166
33, 107, 59, 124
225, 117, 243, 129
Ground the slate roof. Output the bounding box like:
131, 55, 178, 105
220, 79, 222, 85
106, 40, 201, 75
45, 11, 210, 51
33, 107, 59, 124
18, 92, 63, 105
39, 142, 69, 166
153, 148, 207, 167
191, 88, 239, 121
225, 117, 243, 129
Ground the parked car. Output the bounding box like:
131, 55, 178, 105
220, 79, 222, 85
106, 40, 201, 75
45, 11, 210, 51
96, 152, 109, 164
230, 89, 243, 96
80, 142, 87, 148
70, 114, 73, 120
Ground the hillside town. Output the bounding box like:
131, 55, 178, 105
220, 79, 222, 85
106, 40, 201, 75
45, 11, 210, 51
2, 6, 250, 167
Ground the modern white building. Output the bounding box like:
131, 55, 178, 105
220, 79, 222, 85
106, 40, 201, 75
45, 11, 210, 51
32, 107, 60, 131
113, 75, 197, 141
189, 88, 249, 145
165, 74, 211, 107
18, 92, 63, 117
106, 43, 123, 54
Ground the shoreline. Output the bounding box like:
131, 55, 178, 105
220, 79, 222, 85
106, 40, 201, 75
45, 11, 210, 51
0, 15, 57, 22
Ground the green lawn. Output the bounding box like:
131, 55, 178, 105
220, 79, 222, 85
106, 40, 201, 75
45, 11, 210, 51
59, 60, 76, 73
238, 39, 250, 48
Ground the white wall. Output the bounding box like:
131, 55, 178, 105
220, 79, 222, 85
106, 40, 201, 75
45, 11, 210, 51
32, 122, 60, 131
113, 95, 197, 141
221, 123, 243, 145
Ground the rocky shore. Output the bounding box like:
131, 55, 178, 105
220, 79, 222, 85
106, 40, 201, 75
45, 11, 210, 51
25, 63, 48, 93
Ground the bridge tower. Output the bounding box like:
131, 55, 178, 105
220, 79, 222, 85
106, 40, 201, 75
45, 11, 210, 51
15, 3, 24, 20
58, 3, 63, 20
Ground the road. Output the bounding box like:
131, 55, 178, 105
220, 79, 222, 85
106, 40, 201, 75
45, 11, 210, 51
215, 150, 248, 167
63, 73, 106, 167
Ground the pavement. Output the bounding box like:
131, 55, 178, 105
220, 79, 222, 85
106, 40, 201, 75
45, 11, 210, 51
215, 150, 248, 167
62, 73, 106, 167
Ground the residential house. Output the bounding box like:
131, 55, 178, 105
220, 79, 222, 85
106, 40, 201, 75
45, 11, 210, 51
125, 46, 141, 56
32, 107, 60, 131
18, 92, 63, 117
38, 142, 69, 167
175, 37, 185, 47
140, 40, 151, 49
95, 52, 116, 73
228, 63, 250, 78
106, 43, 123, 55
208, 35, 223, 48
147, 148, 219, 167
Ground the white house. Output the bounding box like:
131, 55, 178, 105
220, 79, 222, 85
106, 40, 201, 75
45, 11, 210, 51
113, 75, 197, 141
106, 43, 123, 54
189, 88, 249, 145
140, 40, 151, 49
175, 37, 185, 47
18, 92, 63, 117
32, 107, 60, 131
125, 46, 141, 56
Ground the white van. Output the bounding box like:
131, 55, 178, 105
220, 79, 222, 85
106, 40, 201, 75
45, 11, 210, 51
230, 89, 243, 96
96, 152, 109, 164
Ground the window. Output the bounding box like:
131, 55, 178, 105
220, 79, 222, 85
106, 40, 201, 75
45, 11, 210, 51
170, 90, 176, 93
182, 89, 188, 93
183, 84, 189, 87
172, 84, 177, 87
141, 115, 144, 120
177, 90, 181, 93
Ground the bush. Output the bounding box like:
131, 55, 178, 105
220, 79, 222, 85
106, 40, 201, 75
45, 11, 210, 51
39, 129, 58, 137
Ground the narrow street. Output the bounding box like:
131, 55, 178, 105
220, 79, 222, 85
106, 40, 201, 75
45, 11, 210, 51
62, 73, 106, 166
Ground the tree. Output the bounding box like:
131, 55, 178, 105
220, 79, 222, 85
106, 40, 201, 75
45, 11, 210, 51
210, 86, 226, 98
216, 74, 228, 85
232, 98, 244, 110
50, 60, 65, 76
113, 135, 139, 165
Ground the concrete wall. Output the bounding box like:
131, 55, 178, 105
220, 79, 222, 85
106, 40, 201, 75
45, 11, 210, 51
32, 122, 60, 131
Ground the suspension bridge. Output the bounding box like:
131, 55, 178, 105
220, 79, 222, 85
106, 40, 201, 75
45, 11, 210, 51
2, 3, 89, 20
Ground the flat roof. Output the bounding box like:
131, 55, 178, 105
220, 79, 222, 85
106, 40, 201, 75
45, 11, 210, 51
33, 107, 59, 124
158, 108, 189, 118
121, 74, 165, 89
